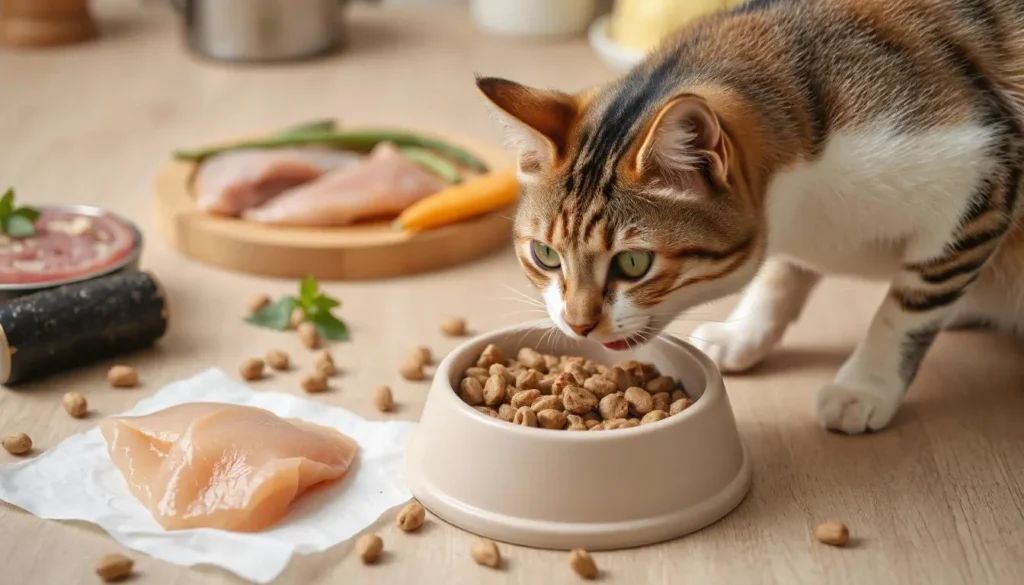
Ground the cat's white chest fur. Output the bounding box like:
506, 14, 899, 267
763, 123, 996, 279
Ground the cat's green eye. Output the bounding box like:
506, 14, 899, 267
613, 251, 653, 280
531, 241, 562, 270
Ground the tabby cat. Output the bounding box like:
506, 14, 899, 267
475, 0, 1024, 434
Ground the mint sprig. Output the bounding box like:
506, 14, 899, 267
0, 188, 41, 238
246, 276, 350, 341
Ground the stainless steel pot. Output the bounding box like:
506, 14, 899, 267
169, 0, 354, 63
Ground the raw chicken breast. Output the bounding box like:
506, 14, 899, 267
101, 402, 358, 532
194, 148, 362, 216
243, 142, 446, 226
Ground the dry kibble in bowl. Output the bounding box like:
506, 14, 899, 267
397, 501, 426, 531
455, 345, 694, 431
107, 365, 138, 388
62, 392, 88, 418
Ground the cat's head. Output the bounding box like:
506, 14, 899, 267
476, 75, 766, 350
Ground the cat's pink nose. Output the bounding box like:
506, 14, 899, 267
565, 319, 598, 337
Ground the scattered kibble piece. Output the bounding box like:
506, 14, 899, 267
400, 359, 426, 381
455, 347, 693, 431
249, 294, 271, 314
298, 322, 320, 349
372, 385, 394, 412
441, 316, 468, 337
94, 553, 134, 582
459, 377, 485, 405
316, 350, 337, 376
107, 365, 138, 388
471, 538, 501, 569
624, 387, 654, 416
2, 432, 32, 455
397, 501, 426, 531
669, 398, 693, 416
512, 406, 538, 427
62, 392, 88, 418
265, 349, 290, 371
289, 307, 305, 329
476, 344, 503, 368
410, 346, 432, 367
483, 374, 507, 406
301, 372, 329, 393
645, 375, 675, 394
239, 358, 265, 381
356, 533, 384, 564
537, 409, 567, 429
569, 549, 598, 579
814, 521, 850, 546
641, 410, 669, 424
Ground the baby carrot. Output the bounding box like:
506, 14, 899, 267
393, 170, 520, 232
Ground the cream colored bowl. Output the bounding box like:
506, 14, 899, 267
404, 321, 752, 550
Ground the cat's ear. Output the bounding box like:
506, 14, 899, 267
476, 76, 578, 177
633, 94, 729, 190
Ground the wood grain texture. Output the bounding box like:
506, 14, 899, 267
153, 131, 516, 280
1, 2, 1022, 585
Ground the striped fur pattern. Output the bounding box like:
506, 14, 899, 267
476, 0, 1024, 435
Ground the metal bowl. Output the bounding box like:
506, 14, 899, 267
0, 204, 145, 303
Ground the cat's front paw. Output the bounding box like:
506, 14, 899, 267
815, 381, 901, 434
689, 322, 779, 373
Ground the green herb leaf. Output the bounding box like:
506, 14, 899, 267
0, 189, 13, 218
4, 214, 35, 237
310, 311, 350, 341
311, 295, 340, 314
0, 188, 41, 238
12, 207, 40, 223
299, 275, 319, 308
245, 296, 298, 330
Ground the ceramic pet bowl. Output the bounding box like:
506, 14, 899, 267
404, 321, 752, 550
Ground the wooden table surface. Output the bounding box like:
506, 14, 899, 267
2, 2, 1022, 584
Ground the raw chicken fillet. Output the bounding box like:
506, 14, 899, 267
194, 148, 361, 216
243, 142, 446, 226
101, 402, 358, 532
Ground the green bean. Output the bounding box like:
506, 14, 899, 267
398, 146, 462, 184
273, 119, 338, 137
173, 129, 489, 173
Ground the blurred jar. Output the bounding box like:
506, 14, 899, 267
470, 0, 600, 38
610, 0, 743, 52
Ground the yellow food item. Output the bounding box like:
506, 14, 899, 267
610, 0, 735, 52
393, 169, 519, 232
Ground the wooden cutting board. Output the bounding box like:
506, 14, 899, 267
152, 129, 516, 281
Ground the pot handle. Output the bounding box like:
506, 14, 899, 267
164, 0, 375, 12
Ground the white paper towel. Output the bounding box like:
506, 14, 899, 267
0, 368, 416, 584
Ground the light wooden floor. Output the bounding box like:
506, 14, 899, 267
0, 3, 1022, 584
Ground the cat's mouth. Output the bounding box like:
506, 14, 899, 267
601, 333, 648, 351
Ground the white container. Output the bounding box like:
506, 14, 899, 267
470, 0, 600, 38
405, 320, 752, 550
